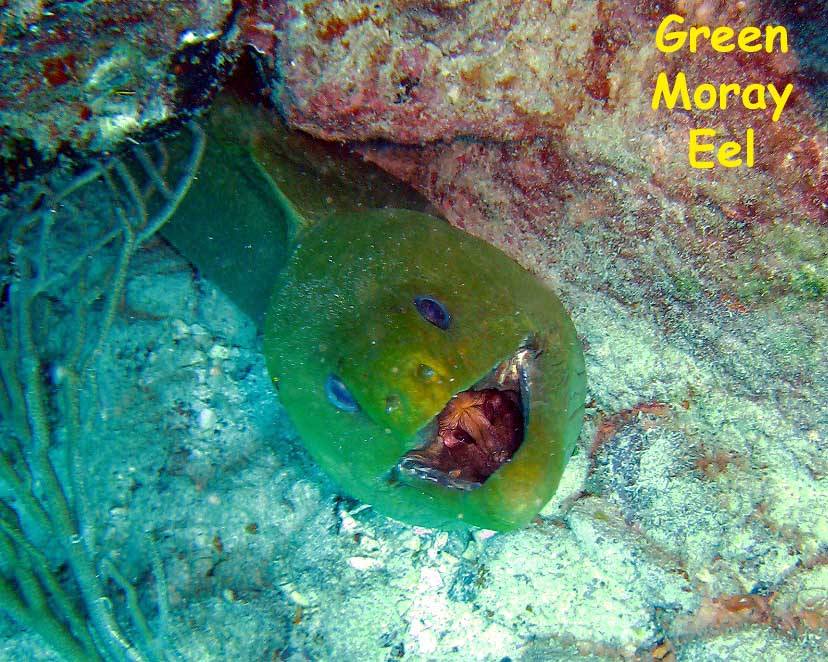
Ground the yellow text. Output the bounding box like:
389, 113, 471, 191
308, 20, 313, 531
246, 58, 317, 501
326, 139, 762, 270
655, 13, 788, 54
652, 71, 793, 122
689, 127, 754, 169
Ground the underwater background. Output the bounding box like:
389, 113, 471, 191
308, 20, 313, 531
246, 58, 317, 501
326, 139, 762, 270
1, 1, 827, 661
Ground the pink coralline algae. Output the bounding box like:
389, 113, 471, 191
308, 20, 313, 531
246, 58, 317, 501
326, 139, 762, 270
254, 0, 828, 305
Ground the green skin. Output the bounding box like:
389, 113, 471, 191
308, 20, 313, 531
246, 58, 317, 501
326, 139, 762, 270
164, 95, 586, 531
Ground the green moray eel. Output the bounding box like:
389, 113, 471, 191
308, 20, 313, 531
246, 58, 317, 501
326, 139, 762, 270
162, 94, 586, 531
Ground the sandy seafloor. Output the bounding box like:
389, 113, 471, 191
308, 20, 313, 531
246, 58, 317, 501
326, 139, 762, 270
1, 136, 827, 662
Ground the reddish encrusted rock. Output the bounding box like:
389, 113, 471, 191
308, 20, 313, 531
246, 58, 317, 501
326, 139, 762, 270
259, 0, 827, 306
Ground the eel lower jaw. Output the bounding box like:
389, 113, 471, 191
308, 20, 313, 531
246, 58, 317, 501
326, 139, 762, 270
394, 338, 539, 492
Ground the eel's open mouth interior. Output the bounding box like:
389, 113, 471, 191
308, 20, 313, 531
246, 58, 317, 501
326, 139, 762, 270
395, 338, 538, 491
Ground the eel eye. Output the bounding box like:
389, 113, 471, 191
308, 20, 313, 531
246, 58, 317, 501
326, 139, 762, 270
414, 296, 451, 330
325, 374, 360, 412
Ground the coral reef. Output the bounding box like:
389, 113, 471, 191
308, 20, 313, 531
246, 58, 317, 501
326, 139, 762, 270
0, 0, 826, 660
256, 0, 828, 304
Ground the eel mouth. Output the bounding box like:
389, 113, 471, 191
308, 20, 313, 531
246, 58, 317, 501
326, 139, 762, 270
395, 338, 539, 491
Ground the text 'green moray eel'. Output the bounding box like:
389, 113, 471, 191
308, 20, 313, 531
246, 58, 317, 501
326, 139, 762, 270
162, 93, 586, 531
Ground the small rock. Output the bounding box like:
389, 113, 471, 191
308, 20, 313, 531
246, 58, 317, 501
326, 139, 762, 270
348, 556, 381, 571
420, 567, 443, 589
171, 319, 190, 340
197, 408, 217, 431
209, 344, 231, 360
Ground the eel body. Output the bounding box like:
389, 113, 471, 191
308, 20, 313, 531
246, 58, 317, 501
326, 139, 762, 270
163, 94, 586, 531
